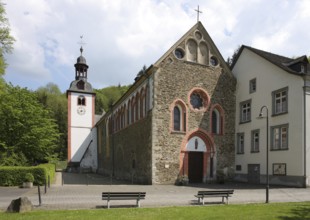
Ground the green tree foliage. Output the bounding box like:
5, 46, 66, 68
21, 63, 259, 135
0, 84, 60, 165
36, 83, 68, 160
95, 85, 130, 114
227, 45, 241, 67
0, 2, 15, 76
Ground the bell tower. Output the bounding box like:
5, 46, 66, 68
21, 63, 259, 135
67, 46, 96, 166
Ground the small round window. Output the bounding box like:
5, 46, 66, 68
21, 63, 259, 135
174, 48, 185, 59
210, 56, 218, 66
195, 31, 202, 40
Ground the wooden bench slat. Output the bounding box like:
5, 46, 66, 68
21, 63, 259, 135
102, 192, 146, 209
195, 190, 234, 205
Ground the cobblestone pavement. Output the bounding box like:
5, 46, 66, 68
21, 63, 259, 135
1, 172, 310, 210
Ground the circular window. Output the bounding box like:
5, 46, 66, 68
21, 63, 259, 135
210, 56, 218, 66
190, 93, 203, 109
189, 88, 210, 111
195, 31, 202, 40
174, 48, 185, 59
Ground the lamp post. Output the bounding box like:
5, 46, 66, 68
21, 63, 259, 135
258, 105, 269, 203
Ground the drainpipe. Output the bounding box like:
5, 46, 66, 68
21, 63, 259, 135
303, 76, 307, 187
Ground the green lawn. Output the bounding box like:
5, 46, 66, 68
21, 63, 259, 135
1, 202, 309, 220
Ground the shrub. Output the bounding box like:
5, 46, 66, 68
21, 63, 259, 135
24, 173, 34, 182
0, 163, 56, 186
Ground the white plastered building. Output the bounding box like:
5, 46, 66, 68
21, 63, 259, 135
232, 45, 310, 187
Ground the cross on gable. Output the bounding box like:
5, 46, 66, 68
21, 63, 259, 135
195, 5, 202, 22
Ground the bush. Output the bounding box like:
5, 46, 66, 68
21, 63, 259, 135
24, 173, 34, 182
38, 163, 56, 184
0, 163, 56, 186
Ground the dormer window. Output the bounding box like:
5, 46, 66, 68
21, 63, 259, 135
77, 80, 85, 90
301, 65, 305, 73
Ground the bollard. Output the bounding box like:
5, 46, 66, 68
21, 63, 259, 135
48, 175, 50, 188
38, 185, 42, 206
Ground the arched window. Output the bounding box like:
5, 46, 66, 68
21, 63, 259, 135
132, 97, 136, 123
186, 39, 198, 62
210, 105, 224, 135
140, 89, 145, 118
124, 104, 127, 127
174, 106, 181, 131
198, 42, 209, 65
128, 100, 131, 125
136, 93, 140, 121
212, 109, 219, 134
77, 95, 86, 106
171, 100, 187, 132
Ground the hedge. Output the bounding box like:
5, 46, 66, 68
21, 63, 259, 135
0, 164, 56, 186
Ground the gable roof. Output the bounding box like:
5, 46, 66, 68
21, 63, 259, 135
154, 21, 233, 76
231, 45, 309, 76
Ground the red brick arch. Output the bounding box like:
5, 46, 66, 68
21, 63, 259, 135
179, 128, 215, 182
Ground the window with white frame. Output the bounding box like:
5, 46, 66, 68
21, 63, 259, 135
249, 78, 256, 93
272, 87, 288, 115
240, 100, 251, 123
237, 133, 244, 154
271, 124, 288, 150
251, 130, 259, 153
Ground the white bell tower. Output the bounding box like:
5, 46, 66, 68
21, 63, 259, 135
67, 46, 96, 166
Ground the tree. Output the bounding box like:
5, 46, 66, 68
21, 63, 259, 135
94, 85, 130, 114
36, 83, 67, 160
0, 84, 60, 165
226, 45, 241, 67
0, 2, 15, 76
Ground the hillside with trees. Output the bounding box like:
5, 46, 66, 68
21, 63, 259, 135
94, 84, 131, 114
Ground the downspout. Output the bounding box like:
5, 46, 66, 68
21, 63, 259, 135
303, 76, 307, 187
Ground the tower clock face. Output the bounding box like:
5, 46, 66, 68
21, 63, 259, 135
77, 106, 86, 115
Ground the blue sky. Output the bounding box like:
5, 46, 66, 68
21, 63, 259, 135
3, 0, 310, 92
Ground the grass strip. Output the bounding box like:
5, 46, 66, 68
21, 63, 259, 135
0, 202, 309, 220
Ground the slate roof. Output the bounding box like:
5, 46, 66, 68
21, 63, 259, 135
68, 79, 94, 93
232, 45, 309, 76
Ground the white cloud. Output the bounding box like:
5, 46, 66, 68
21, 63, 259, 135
3, 0, 310, 91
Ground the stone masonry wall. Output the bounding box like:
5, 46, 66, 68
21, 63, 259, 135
97, 113, 153, 184
152, 53, 236, 184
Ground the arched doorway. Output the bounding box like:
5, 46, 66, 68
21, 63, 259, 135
180, 129, 215, 183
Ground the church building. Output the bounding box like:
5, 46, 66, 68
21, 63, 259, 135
67, 21, 310, 187
95, 21, 236, 184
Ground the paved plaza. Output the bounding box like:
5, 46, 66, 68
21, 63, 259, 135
1, 172, 310, 210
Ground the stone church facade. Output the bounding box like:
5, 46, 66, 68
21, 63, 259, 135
68, 21, 310, 187
95, 22, 236, 184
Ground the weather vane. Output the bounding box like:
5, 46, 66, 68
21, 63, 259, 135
195, 5, 202, 22
78, 35, 86, 55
